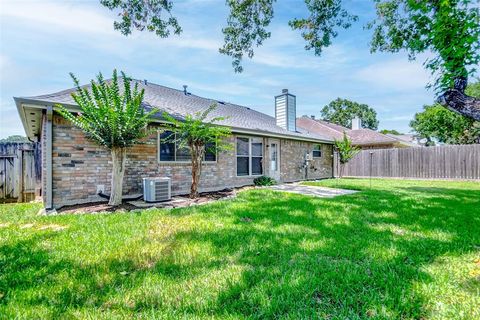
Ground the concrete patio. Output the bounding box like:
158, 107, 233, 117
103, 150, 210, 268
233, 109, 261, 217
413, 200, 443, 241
267, 183, 357, 198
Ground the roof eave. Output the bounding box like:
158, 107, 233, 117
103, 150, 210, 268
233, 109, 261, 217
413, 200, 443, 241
15, 98, 334, 144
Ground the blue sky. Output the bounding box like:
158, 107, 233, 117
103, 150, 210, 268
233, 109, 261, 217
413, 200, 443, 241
1, 0, 437, 138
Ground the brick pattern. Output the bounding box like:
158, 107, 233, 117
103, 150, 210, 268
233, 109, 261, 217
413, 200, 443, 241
49, 114, 332, 208
279, 139, 333, 182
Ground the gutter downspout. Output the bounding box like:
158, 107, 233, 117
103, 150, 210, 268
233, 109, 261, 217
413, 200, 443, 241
45, 105, 53, 209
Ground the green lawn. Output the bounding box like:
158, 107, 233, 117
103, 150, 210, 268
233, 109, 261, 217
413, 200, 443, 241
1, 179, 479, 319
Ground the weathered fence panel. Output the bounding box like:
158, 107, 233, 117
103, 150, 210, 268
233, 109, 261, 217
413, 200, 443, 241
0, 142, 41, 202
335, 144, 480, 180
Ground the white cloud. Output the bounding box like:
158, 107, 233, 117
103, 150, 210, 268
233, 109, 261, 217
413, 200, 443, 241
353, 58, 431, 91
0, 0, 116, 35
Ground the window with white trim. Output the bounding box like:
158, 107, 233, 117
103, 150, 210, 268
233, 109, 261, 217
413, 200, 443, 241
159, 131, 216, 162
312, 144, 322, 158
236, 137, 263, 176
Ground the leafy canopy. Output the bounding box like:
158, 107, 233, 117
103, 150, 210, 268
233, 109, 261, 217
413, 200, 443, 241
100, 0, 181, 37
368, 0, 480, 91
379, 129, 401, 135
160, 104, 232, 154
410, 81, 480, 144
334, 132, 360, 165
57, 70, 157, 149
321, 98, 379, 130
100, 0, 479, 92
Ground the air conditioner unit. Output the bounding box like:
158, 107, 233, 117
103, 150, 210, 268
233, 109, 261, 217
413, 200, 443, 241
143, 177, 171, 202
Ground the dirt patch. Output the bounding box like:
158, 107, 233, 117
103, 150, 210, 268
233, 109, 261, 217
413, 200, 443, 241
55, 188, 241, 215
56, 202, 138, 215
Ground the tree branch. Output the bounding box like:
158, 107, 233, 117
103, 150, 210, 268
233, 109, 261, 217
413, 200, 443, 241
437, 89, 480, 121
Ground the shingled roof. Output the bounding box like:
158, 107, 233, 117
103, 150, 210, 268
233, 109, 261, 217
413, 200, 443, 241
296, 116, 398, 146
15, 80, 333, 143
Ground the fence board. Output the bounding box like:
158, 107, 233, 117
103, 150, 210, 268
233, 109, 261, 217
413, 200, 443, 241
0, 142, 41, 202
336, 144, 480, 180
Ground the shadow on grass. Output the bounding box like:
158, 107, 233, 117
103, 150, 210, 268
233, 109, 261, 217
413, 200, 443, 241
1, 184, 479, 318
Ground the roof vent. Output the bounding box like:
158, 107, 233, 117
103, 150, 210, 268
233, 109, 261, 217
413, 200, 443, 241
217, 100, 226, 105
183, 85, 188, 95
144, 79, 148, 85
310, 115, 315, 120
282, 89, 288, 94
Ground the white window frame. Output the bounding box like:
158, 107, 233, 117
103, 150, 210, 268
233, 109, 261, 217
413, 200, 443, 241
157, 131, 217, 163
312, 144, 322, 158
235, 136, 264, 177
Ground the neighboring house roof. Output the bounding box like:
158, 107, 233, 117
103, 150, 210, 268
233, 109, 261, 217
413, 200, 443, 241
296, 116, 398, 146
14, 80, 333, 143
385, 133, 422, 147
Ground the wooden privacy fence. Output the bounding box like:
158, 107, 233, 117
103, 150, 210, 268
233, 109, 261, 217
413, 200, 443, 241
334, 144, 480, 180
0, 142, 41, 203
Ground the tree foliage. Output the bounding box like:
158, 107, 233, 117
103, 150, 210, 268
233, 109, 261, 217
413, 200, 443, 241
321, 98, 379, 130
410, 81, 480, 145
160, 104, 232, 198
334, 132, 359, 178
57, 70, 156, 150
288, 0, 357, 56
57, 70, 157, 205
100, 0, 181, 37
379, 129, 401, 135
368, 0, 479, 92
219, 0, 275, 73
100, 0, 480, 120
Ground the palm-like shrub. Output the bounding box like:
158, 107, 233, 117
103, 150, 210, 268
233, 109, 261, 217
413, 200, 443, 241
253, 176, 276, 186
57, 70, 157, 206
161, 105, 232, 198
334, 132, 360, 178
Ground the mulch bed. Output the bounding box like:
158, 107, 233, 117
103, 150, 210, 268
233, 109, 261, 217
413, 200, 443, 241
55, 188, 240, 215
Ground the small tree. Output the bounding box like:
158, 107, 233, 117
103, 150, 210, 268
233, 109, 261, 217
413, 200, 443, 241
58, 70, 157, 206
160, 105, 232, 198
334, 132, 360, 178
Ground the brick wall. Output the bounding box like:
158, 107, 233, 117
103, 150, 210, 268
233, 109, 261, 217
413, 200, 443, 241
49, 114, 332, 208
279, 139, 333, 182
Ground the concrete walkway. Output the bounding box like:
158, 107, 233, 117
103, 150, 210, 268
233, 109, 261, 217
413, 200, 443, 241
268, 183, 357, 198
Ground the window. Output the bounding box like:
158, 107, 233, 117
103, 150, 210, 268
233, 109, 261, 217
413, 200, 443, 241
159, 131, 216, 162
236, 137, 263, 176
312, 144, 322, 158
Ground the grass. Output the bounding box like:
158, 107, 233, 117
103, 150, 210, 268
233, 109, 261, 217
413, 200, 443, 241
0, 178, 479, 319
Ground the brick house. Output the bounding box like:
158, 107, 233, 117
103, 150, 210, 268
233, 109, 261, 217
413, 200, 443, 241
296, 116, 408, 149
15, 81, 334, 209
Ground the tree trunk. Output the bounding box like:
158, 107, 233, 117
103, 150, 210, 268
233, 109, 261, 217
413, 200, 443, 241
339, 163, 344, 179
109, 147, 127, 206
190, 144, 204, 199
437, 77, 480, 121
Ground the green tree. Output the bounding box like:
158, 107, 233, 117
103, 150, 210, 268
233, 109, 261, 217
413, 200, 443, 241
160, 105, 232, 198
379, 129, 401, 135
100, 0, 480, 121
0, 135, 29, 143
334, 132, 360, 178
410, 82, 480, 145
410, 105, 480, 145
57, 70, 157, 206
100, 0, 181, 37
321, 98, 379, 130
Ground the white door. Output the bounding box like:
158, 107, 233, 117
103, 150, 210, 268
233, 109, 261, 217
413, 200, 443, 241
269, 140, 280, 181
